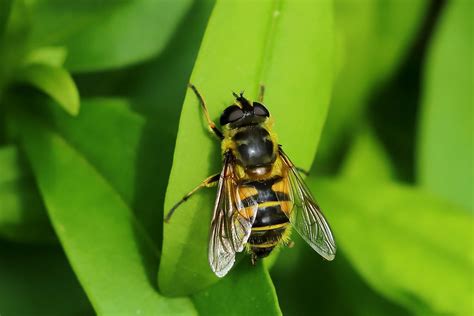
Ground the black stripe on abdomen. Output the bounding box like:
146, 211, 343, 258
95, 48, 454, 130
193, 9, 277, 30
252, 203, 289, 227
240, 177, 290, 208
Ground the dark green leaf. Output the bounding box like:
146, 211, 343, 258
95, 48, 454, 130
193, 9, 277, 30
192, 261, 282, 316
29, 0, 193, 72
0, 241, 93, 316
160, 0, 334, 296
311, 177, 474, 315
0, 0, 12, 38
16, 110, 196, 315
0, 0, 29, 93
272, 242, 410, 316
0, 144, 54, 243
417, 0, 473, 210
16, 64, 79, 115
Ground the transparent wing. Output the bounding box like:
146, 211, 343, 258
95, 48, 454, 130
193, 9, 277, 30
208, 153, 258, 277
279, 147, 336, 260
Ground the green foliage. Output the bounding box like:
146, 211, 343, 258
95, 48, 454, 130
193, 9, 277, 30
316, 0, 428, 169
28, 0, 193, 72
0, 241, 93, 316
16, 63, 79, 115
16, 106, 196, 315
192, 261, 282, 316
313, 177, 473, 315
160, 0, 333, 297
417, 0, 473, 211
0, 0, 471, 315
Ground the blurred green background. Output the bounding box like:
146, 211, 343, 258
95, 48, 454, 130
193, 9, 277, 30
0, 0, 472, 315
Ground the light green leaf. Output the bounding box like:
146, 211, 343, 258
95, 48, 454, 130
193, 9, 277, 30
341, 125, 394, 181
311, 177, 474, 315
17, 63, 79, 116
417, 0, 473, 211
28, 0, 193, 72
160, 0, 333, 296
16, 111, 196, 315
0, 144, 54, 243
316, 0, 428, 168
22, 46, 67, 67
0, 241, 93, 316
192, 261, 282, 316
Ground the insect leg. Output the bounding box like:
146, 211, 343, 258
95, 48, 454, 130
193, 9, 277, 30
258, 83, 265, 102
189, 83, 224, 140
164, 173, 220, 223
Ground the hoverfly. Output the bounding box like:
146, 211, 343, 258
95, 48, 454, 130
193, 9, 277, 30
165, 84, 336, 277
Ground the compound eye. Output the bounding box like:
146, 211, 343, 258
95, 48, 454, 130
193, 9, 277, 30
220, 105, 244, 125
253, 102, 270, 117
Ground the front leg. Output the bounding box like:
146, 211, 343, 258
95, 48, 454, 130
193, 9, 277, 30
164, 173, 220, 222
189, 84, 224, 140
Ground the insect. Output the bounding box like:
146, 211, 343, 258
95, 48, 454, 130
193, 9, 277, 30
165, 84, 336, 277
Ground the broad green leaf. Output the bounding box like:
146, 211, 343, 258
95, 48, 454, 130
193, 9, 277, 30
37, 97, 167, 245
192, 261, 282, 316
316, 0, 428, 169
16, 64, 79, 115
417, 0, 473, 210
160, 0, 333, 295
28, 0, 193, 72
311, 177, 474, 315
341, 125, 394, 180
0, 144, 54, 243
16, 111, 196, 315
0, 241, 93, 316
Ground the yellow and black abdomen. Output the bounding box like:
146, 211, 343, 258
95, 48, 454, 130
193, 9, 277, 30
242, 177, 293, 259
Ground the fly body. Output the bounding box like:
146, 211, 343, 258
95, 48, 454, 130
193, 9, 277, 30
165, 85, 336, 277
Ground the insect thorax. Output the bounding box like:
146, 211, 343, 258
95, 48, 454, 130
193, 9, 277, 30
222, 123, 277, 170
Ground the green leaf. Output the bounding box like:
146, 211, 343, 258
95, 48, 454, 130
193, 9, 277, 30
17, 64, 79, 116
272, 243, 410, 316
28, 0, 193, 72
0, 0, 29, 94
0, 241, 93, 316
23, 46, 67, 67
417, 0, 473, 210
160, 0, 334, 295
36, 97, 167, 245
0, 0, 12, 38
192, 261, 282, 316
311, 177, 474, 315
316, 0, 428, 169
16, 111, 196, 315
341, 125, 394, 181
0, 144, 54, 243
